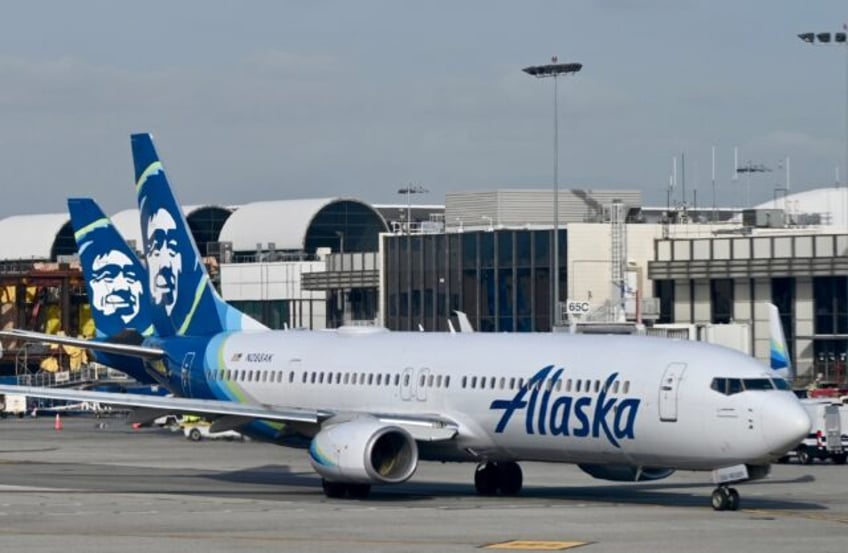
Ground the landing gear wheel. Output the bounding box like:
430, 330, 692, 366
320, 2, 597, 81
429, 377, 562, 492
347, 483, 372, 499
711, 487, 730, 511
474, 462, 499, 496
726, 488, 740, 511
711, 486, 740, 511
497, 462, 523, 496
322, 479, 348, 499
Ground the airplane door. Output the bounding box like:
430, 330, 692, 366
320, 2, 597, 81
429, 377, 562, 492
181, 352, 196, 397
400, 367, 414, 401
415, 368, 431, 402
659, 363, 686, 422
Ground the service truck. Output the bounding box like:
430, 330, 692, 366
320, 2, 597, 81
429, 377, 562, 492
789, 399, 848, 464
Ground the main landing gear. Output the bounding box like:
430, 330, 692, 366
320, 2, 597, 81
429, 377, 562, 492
322, 479, 372, 499
711, 486, 740, 511
474, 461, 523, 496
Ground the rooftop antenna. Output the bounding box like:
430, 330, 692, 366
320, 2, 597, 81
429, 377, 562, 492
711, 146, 717, 222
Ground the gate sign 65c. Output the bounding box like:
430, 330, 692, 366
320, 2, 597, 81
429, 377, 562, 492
566, 300, 591, 314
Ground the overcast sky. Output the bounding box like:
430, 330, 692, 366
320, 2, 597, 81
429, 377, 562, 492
1, 1, 846, 218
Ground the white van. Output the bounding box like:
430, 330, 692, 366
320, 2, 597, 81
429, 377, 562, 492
788, 399, 848, 464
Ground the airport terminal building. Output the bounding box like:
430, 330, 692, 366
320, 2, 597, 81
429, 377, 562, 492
3, 186, 848, 385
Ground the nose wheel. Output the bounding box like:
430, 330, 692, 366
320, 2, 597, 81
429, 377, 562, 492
474, 461, 523, 496
711, 486, 740, 511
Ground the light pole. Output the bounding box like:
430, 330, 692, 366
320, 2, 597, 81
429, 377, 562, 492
397, 183, 428, 234
523, 57, 582, 328
799, 29, 848, 189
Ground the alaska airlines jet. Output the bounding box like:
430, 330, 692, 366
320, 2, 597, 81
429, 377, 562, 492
0, 134, 811, 511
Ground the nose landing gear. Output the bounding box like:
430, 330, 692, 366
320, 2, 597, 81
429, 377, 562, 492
711, 486, 740, 511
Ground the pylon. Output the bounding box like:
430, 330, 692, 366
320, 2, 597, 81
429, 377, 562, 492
54, 413, 63, 431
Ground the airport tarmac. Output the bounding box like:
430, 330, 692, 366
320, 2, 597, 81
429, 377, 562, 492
0, 416, 845, 553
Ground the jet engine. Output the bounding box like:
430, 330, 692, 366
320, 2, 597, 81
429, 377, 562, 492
578, 463, 675, 482
308, 418, 418, 484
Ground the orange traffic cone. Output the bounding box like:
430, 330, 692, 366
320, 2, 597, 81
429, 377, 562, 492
54, 413, 63, 431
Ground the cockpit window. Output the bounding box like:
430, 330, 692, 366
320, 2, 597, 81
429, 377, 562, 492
710, 377, 776, 395
772, 378, 791, 391
742, 378, 774, 391
727, 379, 743, 394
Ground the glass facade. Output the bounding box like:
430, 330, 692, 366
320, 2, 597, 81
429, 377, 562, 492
187, 207, 233, 257
710, 278, 734, 324
384, 229, 566, 332
304, 201, 388, 254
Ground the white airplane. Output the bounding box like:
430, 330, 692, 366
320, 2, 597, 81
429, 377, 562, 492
0, 134, 811, 511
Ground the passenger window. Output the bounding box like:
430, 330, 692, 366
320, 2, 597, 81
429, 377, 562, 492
429, 375, 435, 387
437, 375, 443, 388
509, 377, 516, 390
623, 381, 630, 394
594, 380, 600, 393
302, 372, 308, 383
499, 377, 505, 389
576, 380, 582, 393
445, 376, 451, 388
461, 376, 467, 389
471, 376, 478, 389
368, 374, 374, 386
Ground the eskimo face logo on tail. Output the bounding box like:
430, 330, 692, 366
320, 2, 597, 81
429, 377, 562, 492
89, 249, 143, 324
489, 366, 640, 448
145, 208, 183, 315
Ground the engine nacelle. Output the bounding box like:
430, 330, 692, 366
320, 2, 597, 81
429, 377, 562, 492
746, 464, 771, 481
308, 418, 418, 484
578, 463, 675, 482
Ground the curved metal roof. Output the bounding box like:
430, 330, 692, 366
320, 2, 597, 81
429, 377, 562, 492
0, 213, 69, 261
219, 198, 343, 251
753, 187, 848, 227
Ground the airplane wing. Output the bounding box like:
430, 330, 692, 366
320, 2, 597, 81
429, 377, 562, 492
0, 384, 325, 424
0, 384, 459, 441
0, 329, 165, 360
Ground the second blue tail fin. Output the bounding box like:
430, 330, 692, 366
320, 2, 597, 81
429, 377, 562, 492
69, 198, 154, 338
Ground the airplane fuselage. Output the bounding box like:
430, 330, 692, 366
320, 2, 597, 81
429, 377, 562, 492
151, 328, 806, 471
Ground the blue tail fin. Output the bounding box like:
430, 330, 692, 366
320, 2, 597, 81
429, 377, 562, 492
131, 133, 266, 336
768, 303, 791, 379
69, 198, 154, 338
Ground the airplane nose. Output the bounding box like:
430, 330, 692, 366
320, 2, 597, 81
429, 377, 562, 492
761, 396, 811, 456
